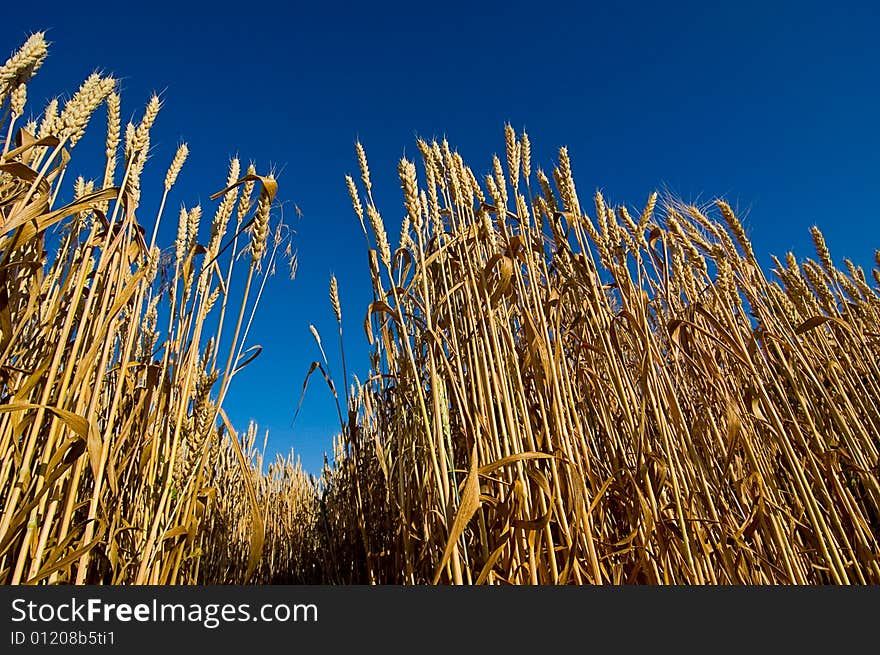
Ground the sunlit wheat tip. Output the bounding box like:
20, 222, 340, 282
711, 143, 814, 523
60, 74, 115, 146
617, 205, 638, 236
133, 94, 161, 153
146, 246, 160, 284
73, 176, 87, 199
836, 268, 862, 303
803, 259, 836, 310
164, 143, 189, 191
844, 259, 875, 300
398, 158, 421, 229
454, 152, 471, 206
37, 98, 58, 138
595, 190, 609, 237
486, 175, 501, 211
206, 159, 241, 261
250, 185, 272, 264
236, 163, 257, 224
809, 225, 835, 278
431, 141, 443, 173
785, 252, 802, 277
537, 168, 556, 210
355, 141, 371, 193
424, 164, 440, 224
127, 131, 149, 206
521, 131, 531, 180
309, 324, 321, 348
492, 154, 508, 205
123, 121, 136, 158
345, 174, 365, 234
366, 204, 391, 267
205, 287, 221, 314
557, 147, 579, 214
187, 204, 202, 250
638, 191, 658, 232
329, 275, 341, 323
504, 123, 519, 187
10, 83, 26, 116
175, 206, 188, 263
466, 166, 485, 205
102, 93, 121, 188
716, 199, 755, 261
0, 32, 48, 97
416, 138, 432, 165
399, 214, 412, 251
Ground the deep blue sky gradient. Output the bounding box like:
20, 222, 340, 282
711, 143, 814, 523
4, 1, 879, 473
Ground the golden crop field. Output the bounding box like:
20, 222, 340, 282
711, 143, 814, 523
1, 34, 878, 585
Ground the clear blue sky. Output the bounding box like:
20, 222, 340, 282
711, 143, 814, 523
5, 1, 879, 474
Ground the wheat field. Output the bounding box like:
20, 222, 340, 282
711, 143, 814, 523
1, 34, 878, 585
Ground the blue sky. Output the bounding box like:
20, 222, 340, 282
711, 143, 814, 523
5, 1, 879, 474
